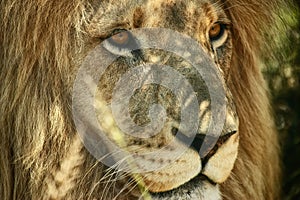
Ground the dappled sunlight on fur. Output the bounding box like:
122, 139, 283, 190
0, 0, 290, 199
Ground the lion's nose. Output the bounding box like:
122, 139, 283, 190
172, 127, 237, 159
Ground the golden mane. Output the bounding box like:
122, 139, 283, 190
0, 0, 289, 199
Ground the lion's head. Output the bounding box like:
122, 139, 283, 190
0, 0, 287, 199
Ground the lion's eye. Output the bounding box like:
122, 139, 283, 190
103, 29, 139, 56
110, 31, 130, 46
209, 24, 223, 40
209, 23, 228, 49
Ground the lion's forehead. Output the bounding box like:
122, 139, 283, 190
88, 0, 225, 39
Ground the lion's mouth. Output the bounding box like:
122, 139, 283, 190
129, 172, 218, 199
129, 129, 238, 199
149, 174, 220, 200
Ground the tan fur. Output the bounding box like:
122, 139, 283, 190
0, 0, 289, 199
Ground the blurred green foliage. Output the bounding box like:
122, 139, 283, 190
263, 2, 300, 199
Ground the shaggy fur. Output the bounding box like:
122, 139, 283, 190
0, 0, 288, 199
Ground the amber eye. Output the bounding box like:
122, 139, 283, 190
209, 23, 225, 41
103, 29, 139, 56
107, 29, 138, 49
110, 31, 130, 45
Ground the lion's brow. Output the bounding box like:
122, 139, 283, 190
87, 0, 146, 37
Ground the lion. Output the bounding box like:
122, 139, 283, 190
0, 0, 289, 199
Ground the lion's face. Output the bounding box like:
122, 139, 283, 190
0, 0, 285, 199
71, 0, 239, 199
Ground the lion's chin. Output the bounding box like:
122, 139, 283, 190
149, 175, 221, 200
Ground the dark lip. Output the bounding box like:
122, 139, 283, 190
149, 173, 216, 196
171, 127, 237, 159
200, 130, 237, 166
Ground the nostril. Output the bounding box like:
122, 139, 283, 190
171, 127, 195, 147
190, 134, 206, 153
171, 127, 208, 154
